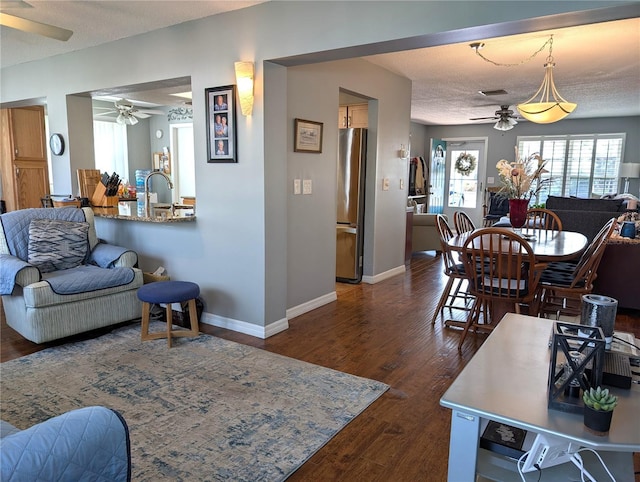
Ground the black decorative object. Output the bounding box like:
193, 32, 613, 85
547, 321, 605, 414
480, 421, 527, 459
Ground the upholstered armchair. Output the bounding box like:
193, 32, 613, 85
1, 406, 131, 482
412, 213, 446, 254
0, 207, 143, 343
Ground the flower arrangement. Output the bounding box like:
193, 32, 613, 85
496, 147, 550, 200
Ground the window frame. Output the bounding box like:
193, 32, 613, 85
517, 133, 626, 204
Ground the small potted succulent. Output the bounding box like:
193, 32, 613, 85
582, 386, 617, 434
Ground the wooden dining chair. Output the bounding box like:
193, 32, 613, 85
453, 211, 476, 234
526, 208, 563, 231
431, 214, 473, 327
458, 228, 546, 351
538, 217, 616, 319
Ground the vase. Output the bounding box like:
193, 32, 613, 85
583, 405, 613, 435
509, 199, 529, 229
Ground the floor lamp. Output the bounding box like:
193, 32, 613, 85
619, 163, 640, 195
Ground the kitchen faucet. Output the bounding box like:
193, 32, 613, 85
144, 170, 174, 217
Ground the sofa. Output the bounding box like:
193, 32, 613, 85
0, 207, 143, 343
1, 406, 131, 481
545, 196, 628, 242
412, 213, 446, 253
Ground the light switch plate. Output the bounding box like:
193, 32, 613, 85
303, 179, 312, 195
487, 176, 495, 184
382, 178, 390, 191
293, 179, 301, 194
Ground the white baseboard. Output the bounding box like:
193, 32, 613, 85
362, 264, 405, 284
200, 312, 289, 339
286, 291, 337, 320
199, 269, 403, 338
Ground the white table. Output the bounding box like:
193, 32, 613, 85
440, 313, 640, 481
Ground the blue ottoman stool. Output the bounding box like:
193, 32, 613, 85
137, 281, 200, 347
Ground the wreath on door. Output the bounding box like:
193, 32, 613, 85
454, 152, 477, 176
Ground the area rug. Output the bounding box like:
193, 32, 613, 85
0, 323, 388, 481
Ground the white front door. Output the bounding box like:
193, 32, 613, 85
442, 139, 486, 227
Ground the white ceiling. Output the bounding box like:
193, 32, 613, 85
1, 1, 639, 126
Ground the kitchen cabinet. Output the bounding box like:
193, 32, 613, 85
338, 103, 368, 128
0, 106, 50, 211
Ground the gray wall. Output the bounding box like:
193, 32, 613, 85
286, 59, 412, 309
1, 1, 624, 336
418, 116, 640, 195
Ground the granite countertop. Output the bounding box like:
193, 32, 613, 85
92, 207, 196, 223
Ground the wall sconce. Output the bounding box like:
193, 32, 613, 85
234, 61, 254, 116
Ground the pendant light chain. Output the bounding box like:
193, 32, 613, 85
472, 35, 554, 67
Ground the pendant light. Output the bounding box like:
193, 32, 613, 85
516, 36, 576, 124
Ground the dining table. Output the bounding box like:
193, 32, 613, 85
447, 227, 588, 263
446, 227, 589, 328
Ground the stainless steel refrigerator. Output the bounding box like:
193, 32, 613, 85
336, 128, 367, 283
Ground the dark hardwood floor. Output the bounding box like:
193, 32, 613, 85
2, 251, 639, 480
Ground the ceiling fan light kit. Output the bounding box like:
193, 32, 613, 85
494, 117, 517, 131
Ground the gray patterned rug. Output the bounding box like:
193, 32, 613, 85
0, 322, 388, 481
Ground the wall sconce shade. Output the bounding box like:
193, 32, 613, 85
234, 61, 254, 116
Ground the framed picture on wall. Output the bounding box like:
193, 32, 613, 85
205, 85, 237, 163
294, 118, 323, 153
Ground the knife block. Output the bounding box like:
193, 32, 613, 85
90, 183, 119, 208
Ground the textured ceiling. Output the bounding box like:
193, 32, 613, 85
1, 1, 638, 126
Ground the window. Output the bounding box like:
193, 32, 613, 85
93, 121, 128, 178
517, 134, 625, 204
448, 149, 479, 208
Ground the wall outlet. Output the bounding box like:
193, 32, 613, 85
303, 179, 312, 195
293, 179, 301, 194
382, 178, 390, 191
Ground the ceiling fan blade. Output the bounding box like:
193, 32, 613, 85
0, 12, 73, 41
137, 109, 164, 115
469, 116, 498, 121
132, 112, 151, 119
94, 111, 117, 117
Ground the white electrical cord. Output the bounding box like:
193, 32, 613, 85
570, 448, 617, 482
515, 447, 616, 481
517, 450, 535, 482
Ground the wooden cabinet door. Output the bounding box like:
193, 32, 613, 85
11, 106, 46, 160
348, 104, 368, 128
15, 160, 50, 209
338, 106, 348, 128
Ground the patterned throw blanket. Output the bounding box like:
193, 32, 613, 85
0, 208, 134, 295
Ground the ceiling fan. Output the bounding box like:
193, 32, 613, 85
470, 105, 520, 131
94, 99, 164, 125
0, 1, 73, 41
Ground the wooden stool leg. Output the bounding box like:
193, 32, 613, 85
166, 303, 173, 348
187, 298, 199, 337
140, 301, 151, 341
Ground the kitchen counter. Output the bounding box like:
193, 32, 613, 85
92, 206, 196, 223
